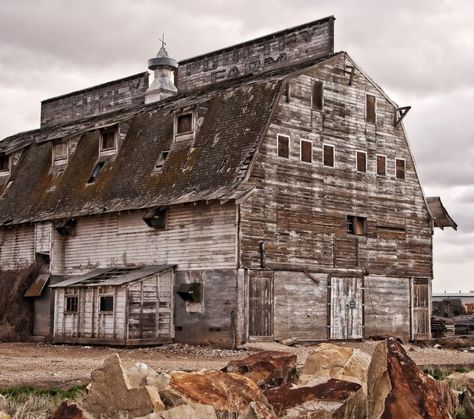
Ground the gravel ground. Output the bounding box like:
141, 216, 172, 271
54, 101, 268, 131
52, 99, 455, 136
0, 340, 472, 388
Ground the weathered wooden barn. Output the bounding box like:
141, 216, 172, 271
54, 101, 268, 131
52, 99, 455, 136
0, 16, 456, 346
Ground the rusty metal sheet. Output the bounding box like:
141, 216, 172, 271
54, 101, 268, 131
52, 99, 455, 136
24, 273, 50, 298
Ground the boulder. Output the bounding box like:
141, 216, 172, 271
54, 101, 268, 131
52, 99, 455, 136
82, 354, 165, 419
127, 362, 171, 390
169, 369, 275, 416
264, 378, 365, 418
50, 400, 93, 419
135, 403, 217, 419
298, 343, 370, 393
238, 401, 277, 419
367, 337, 459, 418
224, 351, 297, 389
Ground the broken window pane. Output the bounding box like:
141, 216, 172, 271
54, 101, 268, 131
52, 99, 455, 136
323, 144, 334, 167
396, 158, 406, 179
277, 135, 290, 159
356, 151, 367, 172
99, 295, 114, 312
301, 140, 312, 163
312, 80, 323, 110
366, 94, 376, 123
347, 216, 367, 235
155, 150, 170, 171
377, 155, 386, 176
87, 161, 105, 184
177, 113, 193, 134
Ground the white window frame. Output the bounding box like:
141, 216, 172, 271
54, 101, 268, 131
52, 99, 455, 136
322, 143, 335, 168
174, 111, 195, 139
376, 154, 387, 176
99, 126, 119, 157
395, 157, 406, 179
311, 79, 324, 111
276, 133, 290, 159
356, 150, 367, 173
365, 93, 377, 124
300, 139, 313, 164
52, 141, 69, 166
0, 155, 10, 176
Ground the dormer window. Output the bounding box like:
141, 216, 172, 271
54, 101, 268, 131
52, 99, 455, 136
52, 141, 68, 166
154, 150, 169, 171
99, 126, 118, 155
176, 113, 193, 136
0, 154, 10, 175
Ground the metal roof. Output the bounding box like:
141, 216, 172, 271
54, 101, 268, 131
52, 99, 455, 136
24, 273, 50, 297
50, 265, 175, 288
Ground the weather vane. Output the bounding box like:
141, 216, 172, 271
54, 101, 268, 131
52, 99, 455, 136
159, 33, 166, 48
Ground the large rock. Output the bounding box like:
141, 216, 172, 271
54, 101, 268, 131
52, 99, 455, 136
50, 400, 93, 419
135, 403, 217, 419
367, 337, 459, 418
298, 343, 370, 394
264, 378, 365, 418
82, 354, 165, 419
169, 369, 275, 417
127, 362, 171, 390
224, 351, 297, 389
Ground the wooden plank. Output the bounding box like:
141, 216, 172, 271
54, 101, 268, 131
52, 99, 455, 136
330, 277, 363, 339
248, 270, 273, 338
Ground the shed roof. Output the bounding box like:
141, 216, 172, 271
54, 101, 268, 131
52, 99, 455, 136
51, 265, 175, 288
426, 196, 458, 230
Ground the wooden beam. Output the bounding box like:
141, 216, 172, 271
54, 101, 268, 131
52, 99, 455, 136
395, 106, 411, 126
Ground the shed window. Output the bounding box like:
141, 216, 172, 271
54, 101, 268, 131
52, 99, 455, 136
176, 113, 193, 135
312, 80, 323, 110
323, 144, 335, 167
356, 151, 367, 172
87, 161, 105, 184
366, 94, 376, 123
377, 155, 386, 176
65, 295, 78, 313
277, 134, 290, 159
0, 155, 9, 172
99, 295, 114, 312
154, 150, 169, 171
347, 216, 367, 236
53, 142, 68, 165
396, 158, 406, 179
300, 140, 312, 163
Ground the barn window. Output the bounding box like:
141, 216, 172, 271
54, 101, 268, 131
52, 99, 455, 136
356, 151, 367, 172
311, 80, 323, 111
323, 144, 335, 167
176, 113, 193, 135
154, 150, 169, 171
65, 295, 78, 313
100, 127, 117, 153
366, 94, 376, 123
99, 295, 114, 312
396, 158, 406, 179
377, 154, 386, 176
52, 141, 68, 166
0, 155, 10, 174
347, 216, 367, 236
277, 134, 290, 159
143, 207, 167, 229
300, 140, 312, 163
87, 161, 105, 184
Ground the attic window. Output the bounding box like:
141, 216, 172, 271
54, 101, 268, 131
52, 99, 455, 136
300, 140, 312, 163
143, 207, 167, 229
176, 113, 193, 135
154, 150, 170, 171
356, 151, 367, 173
87, 161, 105, 184
323, 144, 335, 167
52, 141, 68, 166
377, 154, 386, 176
99, 295, 114, 313
311, 80, 324, 111
347, 216, 367, 236
100, 127, 118, 154
0, 155, 10, 174
396, 158, 406, 179
277, 134, 290, 159
366, 94, 376, 123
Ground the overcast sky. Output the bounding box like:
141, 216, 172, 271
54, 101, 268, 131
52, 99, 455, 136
0, 0, 472, 292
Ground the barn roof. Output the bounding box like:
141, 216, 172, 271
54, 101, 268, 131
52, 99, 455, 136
0, 53, 340, 226
426, 196, 458, 230
50, 265, 175, 288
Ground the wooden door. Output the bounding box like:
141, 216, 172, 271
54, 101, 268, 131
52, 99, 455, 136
412, 278, 430, 340
248, 271, 273, 340
330, 276, 363, 339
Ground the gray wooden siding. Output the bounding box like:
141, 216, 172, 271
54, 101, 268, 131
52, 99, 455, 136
0, 225, 35, 269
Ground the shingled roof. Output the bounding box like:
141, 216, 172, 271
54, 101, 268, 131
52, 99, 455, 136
0, 53, 341, 226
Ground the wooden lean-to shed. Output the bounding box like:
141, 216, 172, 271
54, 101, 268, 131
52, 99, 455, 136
51, 265, 175, 345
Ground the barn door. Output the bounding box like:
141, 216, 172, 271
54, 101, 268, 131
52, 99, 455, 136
330, 276, 363, 339
412, 278, 430, 340
248, 271, 273, 340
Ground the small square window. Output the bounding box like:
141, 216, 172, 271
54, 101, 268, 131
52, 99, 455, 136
99, 295, 114, 312
396, 158, 406, 179
366, 94, 376, 123
312, 80, 323, 111
277, 134, 290, 159
53, 142, 68, 165
176, 113, 193, 135
356, 151, 367, 173
154, 150, 170, 171
100, 128, 117, 152
0, 155, 9, 172
300, 140, 312, 163
323, 144, 335, 167
65, 295, 78, 313
347, 216, 367, 236
377, 155, 386, 176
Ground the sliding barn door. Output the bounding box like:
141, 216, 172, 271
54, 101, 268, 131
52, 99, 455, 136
330, 276, 363, 339
248, 271, 273, 340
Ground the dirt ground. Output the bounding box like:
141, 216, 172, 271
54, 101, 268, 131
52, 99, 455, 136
0, 340, 473, 388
